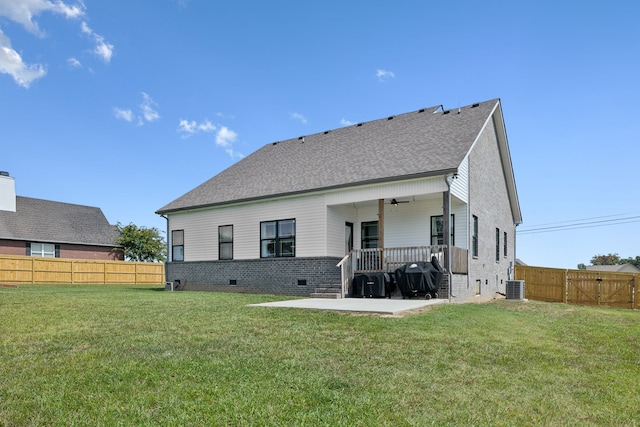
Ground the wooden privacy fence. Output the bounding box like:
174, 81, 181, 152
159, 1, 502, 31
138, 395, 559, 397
515, 265, 639, 310
0, 255, 165, 285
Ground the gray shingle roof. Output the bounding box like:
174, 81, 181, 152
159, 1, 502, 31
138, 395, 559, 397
0, 196, 120, 247
157, 99, 500, 214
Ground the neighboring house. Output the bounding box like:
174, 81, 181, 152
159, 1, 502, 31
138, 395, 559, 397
586, 264, 640, 273
157, 99, 522, 301
0, 172, 123, 260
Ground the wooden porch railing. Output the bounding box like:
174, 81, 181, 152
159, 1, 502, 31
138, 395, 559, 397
337, 246, 468, 297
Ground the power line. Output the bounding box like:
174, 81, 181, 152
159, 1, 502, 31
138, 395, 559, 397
517, 213, 640, 235
517, 211, 640, 231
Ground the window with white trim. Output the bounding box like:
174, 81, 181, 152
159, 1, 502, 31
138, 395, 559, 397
29, 243, 56, 258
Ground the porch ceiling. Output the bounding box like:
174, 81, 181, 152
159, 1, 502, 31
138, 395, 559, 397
332, 192, 449, 209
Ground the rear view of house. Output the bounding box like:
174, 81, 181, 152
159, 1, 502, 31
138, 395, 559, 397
157, 99, 522, 301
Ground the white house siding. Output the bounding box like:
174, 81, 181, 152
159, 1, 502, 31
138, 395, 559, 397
465, 113, 516, 301
326, 204, 357, 257
451, 156, 469, 203
168, 194, 327, 261
384, 198, 439, 248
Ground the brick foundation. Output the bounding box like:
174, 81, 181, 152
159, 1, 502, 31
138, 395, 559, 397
165, 257, 342, 296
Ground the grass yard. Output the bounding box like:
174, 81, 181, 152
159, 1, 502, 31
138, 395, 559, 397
1, 285, 639, 426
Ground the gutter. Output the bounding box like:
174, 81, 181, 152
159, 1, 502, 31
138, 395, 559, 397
445, 173, 457, 301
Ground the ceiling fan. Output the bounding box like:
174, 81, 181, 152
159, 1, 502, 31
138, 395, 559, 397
389, 198, 410, 207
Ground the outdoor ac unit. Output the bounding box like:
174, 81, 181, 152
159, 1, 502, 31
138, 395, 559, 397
506, 280, 525, 300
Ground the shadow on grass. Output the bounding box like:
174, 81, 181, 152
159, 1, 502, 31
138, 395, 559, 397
130, 287, 166, 292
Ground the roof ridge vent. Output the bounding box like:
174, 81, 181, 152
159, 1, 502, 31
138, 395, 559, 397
387, 116, 394, 120
471, 103, 480, 108
299, 136, 305, 143
356, 123, 363, 127
418, 109, 425, 113
324, 130, 330, 134
443, 110, 450, 115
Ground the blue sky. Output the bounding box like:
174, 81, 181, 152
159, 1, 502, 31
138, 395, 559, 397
1, 0, 638, 268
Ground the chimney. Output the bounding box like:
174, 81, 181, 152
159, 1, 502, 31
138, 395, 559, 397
0, 171, 17, 212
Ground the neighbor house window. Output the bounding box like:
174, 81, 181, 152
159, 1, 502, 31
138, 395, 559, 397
28, 243, 56, 258
495, 228, 500, 262
361, 221, 379, 248
261, 219, 295, 258
472, 216, 478, 258
172, 230, 184, 262
218, 225, 233, 260
431, 215, 455, 246
504, 231, 508, 258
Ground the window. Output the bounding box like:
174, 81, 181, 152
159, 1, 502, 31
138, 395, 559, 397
261, 219, 295, 258
172, 230, 184, 262
361, 221, 379, 248
504, 231, 508, 258
472, 216, 478, 258
29, 243, 56, 258
430, 215, 455, 246
218, 225, 233, 260
495, 228, 500, 262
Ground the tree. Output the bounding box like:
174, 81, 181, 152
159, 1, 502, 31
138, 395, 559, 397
115, 222, 166, 262
583, 253, 640, 269
619, 255, 640, 269
577, 263, 586, 270
590, 253, 621, 266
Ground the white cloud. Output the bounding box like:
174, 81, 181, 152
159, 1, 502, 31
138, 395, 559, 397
140, 92, 159, 123
0, 29, 46, 87
113, 107, 133, 122
340, 119, 354, 126
215, 126, 244, 159
81, 21, 114, 63
0, 0, 84, 35
0, 1, 112, 87
67, 57, 81, 68
113, 92, 160, 125
178, 119, 216, 138
290, 112, 307, 124
376, 69, 395, 82
215, 126, 237, 148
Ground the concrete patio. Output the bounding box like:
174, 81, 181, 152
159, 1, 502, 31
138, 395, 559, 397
249, 297, 447, 315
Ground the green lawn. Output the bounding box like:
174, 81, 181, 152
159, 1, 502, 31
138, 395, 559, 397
1, 285, 639, 426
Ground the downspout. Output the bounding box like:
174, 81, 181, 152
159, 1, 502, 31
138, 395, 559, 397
160, 214, 169, 287
445, 174, 457, 300
160, 214, 169, 262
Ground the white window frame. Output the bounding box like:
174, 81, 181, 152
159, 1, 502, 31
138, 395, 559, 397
31, 243, 55, 258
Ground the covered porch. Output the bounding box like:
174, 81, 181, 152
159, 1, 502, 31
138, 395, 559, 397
337, 245, 468, 298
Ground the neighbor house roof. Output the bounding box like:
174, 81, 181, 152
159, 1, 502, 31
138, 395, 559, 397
158, 99, 510, 214
0, 196, 120, 247
585, 264, 640, 273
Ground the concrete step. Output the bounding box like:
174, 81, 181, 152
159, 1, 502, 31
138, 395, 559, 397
314, 287, 342, 294
309, 292, 342, 299
311, 284, 343, 299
